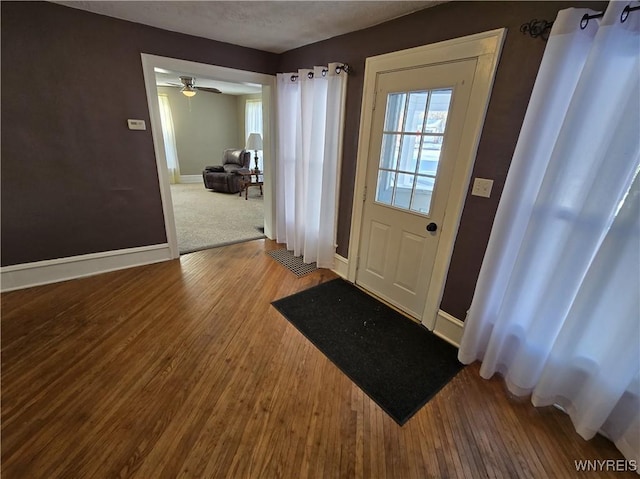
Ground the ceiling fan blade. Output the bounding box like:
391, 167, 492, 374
198, 87, 222, 94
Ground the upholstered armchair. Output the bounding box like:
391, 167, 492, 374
202, 149, 251, 193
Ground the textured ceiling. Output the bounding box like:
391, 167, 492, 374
53, 1, 441, 54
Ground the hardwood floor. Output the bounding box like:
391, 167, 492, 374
1, 239, 632, 478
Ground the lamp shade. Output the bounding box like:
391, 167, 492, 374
246, 133, 263, 151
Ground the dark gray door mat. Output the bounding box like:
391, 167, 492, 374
272, 278, 464, 424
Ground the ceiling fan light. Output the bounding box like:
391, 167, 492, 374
181, 86, 197, 97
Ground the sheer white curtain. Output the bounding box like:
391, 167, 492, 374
275, 64, 347, 268
245, 99, 263, 171
158, 94, 180, 184
459, 3, 640, 462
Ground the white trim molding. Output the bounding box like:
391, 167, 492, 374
347, 29, 506, 331
332, 254, 349, 279
1, 244, 172, 292
432, 310, 464, 348
140, 53, 277, 256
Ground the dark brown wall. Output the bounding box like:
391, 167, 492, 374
2, 1, 606, 320
1, 1, 278, 266
278, 1, 606, 319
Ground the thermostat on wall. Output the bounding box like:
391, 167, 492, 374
127, 119, 146, 130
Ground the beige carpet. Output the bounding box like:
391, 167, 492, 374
170, 183, 265, 254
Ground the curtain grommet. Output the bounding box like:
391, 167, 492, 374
620, 5, 640, 23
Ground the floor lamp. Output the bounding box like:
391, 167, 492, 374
246, 133, 263, 173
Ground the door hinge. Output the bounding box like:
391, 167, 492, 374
363, 185, 367, 202
356, 256, 361, 271
372, 90, 377, 111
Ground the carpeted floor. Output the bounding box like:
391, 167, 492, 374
170, 183, 265, 254
272, 278, 464, 425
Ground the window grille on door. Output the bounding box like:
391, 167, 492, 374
375, 88, 453, 216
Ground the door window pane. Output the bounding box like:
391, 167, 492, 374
399, 134, 420, 173
380, 133, 400, 170
384, 93, 407, 131
375, 170, 395, 205
411, 176, 435, 213
417, 135, 442, 175
374, 87, 453, 217
424, 89, 451, 134
404, 92, 428, 132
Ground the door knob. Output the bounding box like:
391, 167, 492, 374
426, 222, 438, 232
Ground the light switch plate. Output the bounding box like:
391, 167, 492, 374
472, 178, 494, 198
127, 119, 146, 130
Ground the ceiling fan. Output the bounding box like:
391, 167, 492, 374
168, 76, 222, 97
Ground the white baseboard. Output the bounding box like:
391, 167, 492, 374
332, 254, 349, 279
1, 243, 172, 292
179, 175, 202, 184
432, 310, 464, 348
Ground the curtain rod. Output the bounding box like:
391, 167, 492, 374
621, 4, 640, 22
289, 64, 350, 82
579, 11, 604, 29
521, 3, 640, 40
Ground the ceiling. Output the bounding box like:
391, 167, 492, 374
155, 68, 263, 96
53, 1, 442, 54
54, 1, 443, 96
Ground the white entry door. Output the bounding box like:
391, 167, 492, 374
356, 59, 476, 319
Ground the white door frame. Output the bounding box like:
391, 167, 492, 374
141, 53, 277, 259
347, 29, 506, 329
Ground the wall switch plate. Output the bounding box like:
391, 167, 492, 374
472, 177, 494, 198
127, 119, 146, 130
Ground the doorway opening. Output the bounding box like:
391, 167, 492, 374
155, 69, 264, 253
141, 54, 276, 259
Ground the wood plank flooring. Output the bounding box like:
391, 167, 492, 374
1, 239, 633, 478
